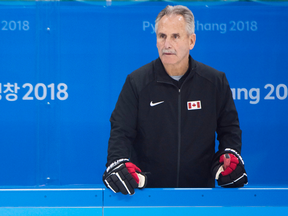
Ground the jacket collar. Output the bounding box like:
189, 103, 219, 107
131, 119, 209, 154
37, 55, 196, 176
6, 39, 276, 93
154, 55, 196, 84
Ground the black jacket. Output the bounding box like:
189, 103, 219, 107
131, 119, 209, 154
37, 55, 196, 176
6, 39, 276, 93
107, 56, 242, 188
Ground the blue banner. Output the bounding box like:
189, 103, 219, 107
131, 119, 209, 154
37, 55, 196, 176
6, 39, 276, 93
0, 1, 287, 186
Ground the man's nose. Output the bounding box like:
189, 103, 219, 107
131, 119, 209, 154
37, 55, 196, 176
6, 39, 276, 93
164, 38, 172, 49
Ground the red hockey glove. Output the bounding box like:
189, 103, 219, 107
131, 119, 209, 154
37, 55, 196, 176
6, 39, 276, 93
214, 149, 248, 188
103, 160, 147, 195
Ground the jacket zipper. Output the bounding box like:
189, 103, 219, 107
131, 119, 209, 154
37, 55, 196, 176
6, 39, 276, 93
175, 74, 191, 187
157, 66, 194, 187
157, 80, 182, 187
176, 88, 181, 187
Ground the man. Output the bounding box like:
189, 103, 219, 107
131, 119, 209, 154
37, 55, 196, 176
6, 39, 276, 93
103, 5, 248, 195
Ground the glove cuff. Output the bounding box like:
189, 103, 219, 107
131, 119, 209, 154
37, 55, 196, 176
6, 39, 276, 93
106, 158, 129, 172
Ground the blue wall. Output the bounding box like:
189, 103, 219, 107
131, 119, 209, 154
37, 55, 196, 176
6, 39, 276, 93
0, 1, 287, 187
0, 187, 288, 216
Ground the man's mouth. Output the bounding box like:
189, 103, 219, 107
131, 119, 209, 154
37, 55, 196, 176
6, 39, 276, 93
162, 49, 176, 55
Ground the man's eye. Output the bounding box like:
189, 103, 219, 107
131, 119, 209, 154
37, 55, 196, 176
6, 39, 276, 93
160, 34, 165, 38
173, 35, 179, 39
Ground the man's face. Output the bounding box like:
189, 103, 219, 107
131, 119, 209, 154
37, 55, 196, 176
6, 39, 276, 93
156, 14, 196, 68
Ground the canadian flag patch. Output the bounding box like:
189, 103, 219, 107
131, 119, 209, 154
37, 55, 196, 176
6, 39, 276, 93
187, 100, 202, 110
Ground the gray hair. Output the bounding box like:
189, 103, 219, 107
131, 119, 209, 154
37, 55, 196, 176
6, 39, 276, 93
155, 5, 195, 35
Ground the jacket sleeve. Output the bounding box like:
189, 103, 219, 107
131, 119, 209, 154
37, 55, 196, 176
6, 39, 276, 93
106, 74, 139, 167
216, 73, 242, 154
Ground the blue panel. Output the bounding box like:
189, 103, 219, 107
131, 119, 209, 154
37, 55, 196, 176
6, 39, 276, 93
0, 187, 287, 216
103, 187, 288, 207
104, 207, 288, 216
0, 188, 103, 207
103, 187, 288, 215
0, 208, 102, 216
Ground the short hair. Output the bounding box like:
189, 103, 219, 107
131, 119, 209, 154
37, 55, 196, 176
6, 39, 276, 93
155, 5, 195, 35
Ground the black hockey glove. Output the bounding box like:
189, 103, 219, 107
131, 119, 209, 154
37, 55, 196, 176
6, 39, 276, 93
213, 148, 248, 188
103, 159, 147, 195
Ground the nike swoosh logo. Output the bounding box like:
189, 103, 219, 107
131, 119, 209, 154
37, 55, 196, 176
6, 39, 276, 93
150, 101, 164, 107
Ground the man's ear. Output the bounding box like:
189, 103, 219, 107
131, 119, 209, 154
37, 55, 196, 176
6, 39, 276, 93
189, 33, 196, 50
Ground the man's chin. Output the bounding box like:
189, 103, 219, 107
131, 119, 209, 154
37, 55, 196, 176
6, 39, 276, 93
160, 56, 177, 65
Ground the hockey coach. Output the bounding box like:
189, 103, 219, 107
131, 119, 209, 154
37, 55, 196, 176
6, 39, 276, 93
103, 5, 248, 195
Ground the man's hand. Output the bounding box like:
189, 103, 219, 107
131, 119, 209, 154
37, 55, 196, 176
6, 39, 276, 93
103, 161, 147, 195
215, 149, 248, 188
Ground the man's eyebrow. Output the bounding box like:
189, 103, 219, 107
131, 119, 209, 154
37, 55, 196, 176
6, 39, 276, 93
157, 32, 167, 37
